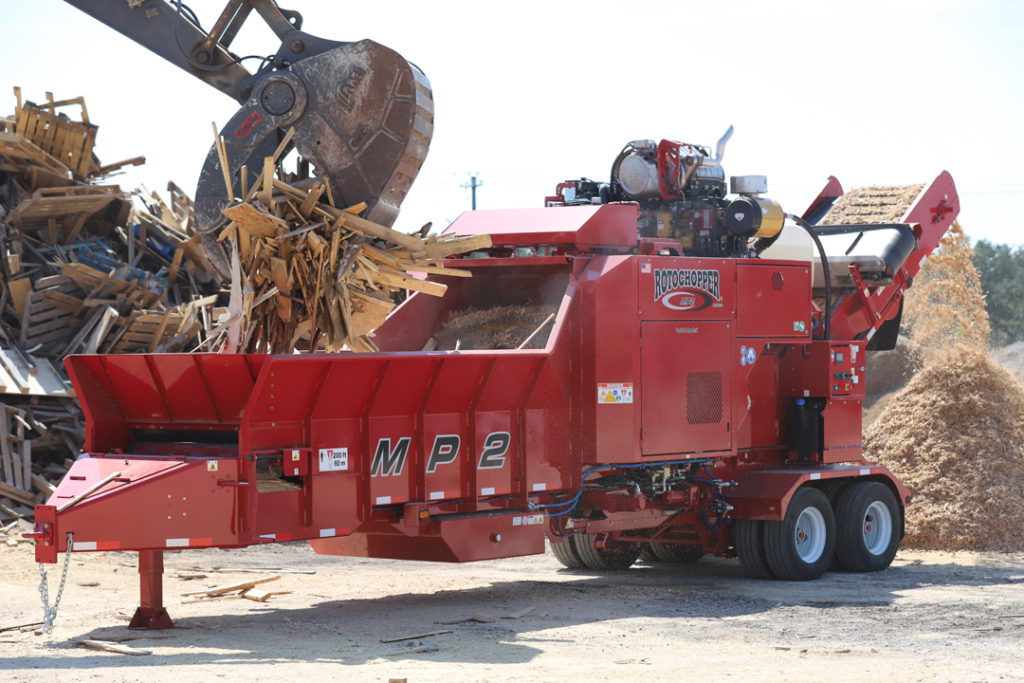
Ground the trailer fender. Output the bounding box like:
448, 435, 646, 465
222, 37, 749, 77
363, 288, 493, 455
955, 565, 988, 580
728, 465, 911, 521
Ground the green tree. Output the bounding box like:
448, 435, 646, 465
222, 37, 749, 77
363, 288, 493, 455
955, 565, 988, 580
972, 240, 1024, 347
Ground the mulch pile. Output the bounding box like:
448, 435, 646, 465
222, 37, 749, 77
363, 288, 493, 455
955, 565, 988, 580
864, 219, 1024, 551
864, 346, 1024, 551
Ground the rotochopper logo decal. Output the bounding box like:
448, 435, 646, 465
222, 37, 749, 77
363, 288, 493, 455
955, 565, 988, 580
653, 268, 721, 311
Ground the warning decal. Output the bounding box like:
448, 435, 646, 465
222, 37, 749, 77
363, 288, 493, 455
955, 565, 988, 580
319, 447, 349, 472
598, 382, 634, 404
512, 514, 545, 527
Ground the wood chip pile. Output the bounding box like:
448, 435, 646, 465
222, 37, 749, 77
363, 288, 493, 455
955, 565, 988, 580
818, 184, 925, 224
864, 346, 1024, 551
210, 145, 491, 353
0, 88, 220, 515
864, 223, 1022, 551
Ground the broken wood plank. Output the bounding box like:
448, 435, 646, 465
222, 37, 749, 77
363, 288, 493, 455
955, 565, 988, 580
380, 629, 452, 644
182, 575, 280, 597
75, 639, 151, 656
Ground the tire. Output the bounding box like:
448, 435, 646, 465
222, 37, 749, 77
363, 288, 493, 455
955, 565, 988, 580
734, 519, 774, 579
639, 544, 659, 563
570, 533, 642, 570
648, 542, 703, 563
834, 481, 901, 572
549, 536, 586, 569
763, 487, 836, 580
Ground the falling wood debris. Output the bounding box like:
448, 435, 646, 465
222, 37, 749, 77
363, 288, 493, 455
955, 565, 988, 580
211, 143, 491, 353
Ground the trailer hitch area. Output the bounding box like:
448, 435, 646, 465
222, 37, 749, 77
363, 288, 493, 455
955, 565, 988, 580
25, 505, 58, 563
23, 523, 52, 543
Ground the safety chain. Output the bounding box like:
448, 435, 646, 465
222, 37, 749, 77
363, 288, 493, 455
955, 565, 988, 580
38, 532, 73, 634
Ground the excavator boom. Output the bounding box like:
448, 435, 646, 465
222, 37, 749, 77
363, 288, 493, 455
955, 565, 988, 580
65, 0, 433, 227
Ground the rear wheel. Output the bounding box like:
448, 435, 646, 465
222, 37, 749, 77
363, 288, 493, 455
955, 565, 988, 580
734, 519, 774, 578
549, 536, 586, 569
571, 534, 642, 570
764, 487, 836, 580
648, 542, 703, 563
835, 482, 901, 572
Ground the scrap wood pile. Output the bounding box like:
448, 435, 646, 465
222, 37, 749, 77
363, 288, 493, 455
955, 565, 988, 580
0, 88, 220, 516
208, 128, 491, 353
865, 223, 1024, 552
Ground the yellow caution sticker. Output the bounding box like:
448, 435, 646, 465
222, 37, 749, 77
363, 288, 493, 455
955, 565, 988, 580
597, 382, 633, 404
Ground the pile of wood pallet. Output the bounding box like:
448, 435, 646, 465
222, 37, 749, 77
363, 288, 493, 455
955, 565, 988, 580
0, 88, 220, 513
0, 87, 494, 522
209, 128, 491, 353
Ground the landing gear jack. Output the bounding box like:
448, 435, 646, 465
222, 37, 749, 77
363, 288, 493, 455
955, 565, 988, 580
128, 550, 173, 629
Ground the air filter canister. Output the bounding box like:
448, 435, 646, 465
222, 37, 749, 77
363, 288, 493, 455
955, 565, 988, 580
725, 196, 784, 238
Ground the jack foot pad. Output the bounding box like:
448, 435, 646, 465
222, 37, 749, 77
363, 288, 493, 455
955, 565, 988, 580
128, 606, 173, 630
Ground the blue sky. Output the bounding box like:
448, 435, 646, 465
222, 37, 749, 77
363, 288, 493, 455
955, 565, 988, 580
2, 1, 1022, 244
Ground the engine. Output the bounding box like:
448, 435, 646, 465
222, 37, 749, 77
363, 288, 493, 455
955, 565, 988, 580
545, 126, 785, 258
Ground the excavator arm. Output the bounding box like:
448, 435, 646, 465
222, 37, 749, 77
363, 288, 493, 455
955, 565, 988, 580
65, 0, 433, 228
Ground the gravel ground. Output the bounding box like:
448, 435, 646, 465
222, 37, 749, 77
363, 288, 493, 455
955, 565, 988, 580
2, 541, 1023, 682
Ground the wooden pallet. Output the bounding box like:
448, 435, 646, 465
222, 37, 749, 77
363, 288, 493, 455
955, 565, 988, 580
0, 404, 31, 494
13, 94, 97, 179
0, 131, 69, 176
18, 274, 86, 356
106, 308, 202, 354
8, 186, 124, 242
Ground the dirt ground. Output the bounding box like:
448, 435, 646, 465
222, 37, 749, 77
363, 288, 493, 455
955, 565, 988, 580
2, 542, 1023, 682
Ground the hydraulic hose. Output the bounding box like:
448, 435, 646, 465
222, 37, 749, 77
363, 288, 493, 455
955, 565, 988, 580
785, 213, 832, 340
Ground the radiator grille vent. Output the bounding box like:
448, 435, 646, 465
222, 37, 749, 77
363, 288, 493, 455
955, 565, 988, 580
686, 371, 723, 424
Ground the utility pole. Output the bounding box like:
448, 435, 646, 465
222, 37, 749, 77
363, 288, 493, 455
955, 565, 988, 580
462, 174, 482, 210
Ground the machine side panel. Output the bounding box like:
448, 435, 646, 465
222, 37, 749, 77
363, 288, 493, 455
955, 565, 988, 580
521, 356, 573, 494
421, 356, 493, 502
823, 399, 864, 464
640, 320, 733, 456
473, 355, 543, 498
583, 256, 641, 464
735, 262, 812, 338
309, 357, 389, 532
365, 358, 437, 506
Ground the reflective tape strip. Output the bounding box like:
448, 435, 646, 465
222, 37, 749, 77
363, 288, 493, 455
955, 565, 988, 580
73, 541, 97, 551
481, 486, 496, 496
259, 533, 276, 541
532, 483, 547, 492
860, 468, 871, 476
319, 528, 336, 538
166, 538, 189, 548
429, 491, 445, 501
375, 496, 392, 505
810, 473, 821, 480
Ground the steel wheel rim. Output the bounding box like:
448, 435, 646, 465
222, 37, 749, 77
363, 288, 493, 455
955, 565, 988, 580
862, 500, 893, 556
794, 507, 827, 563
